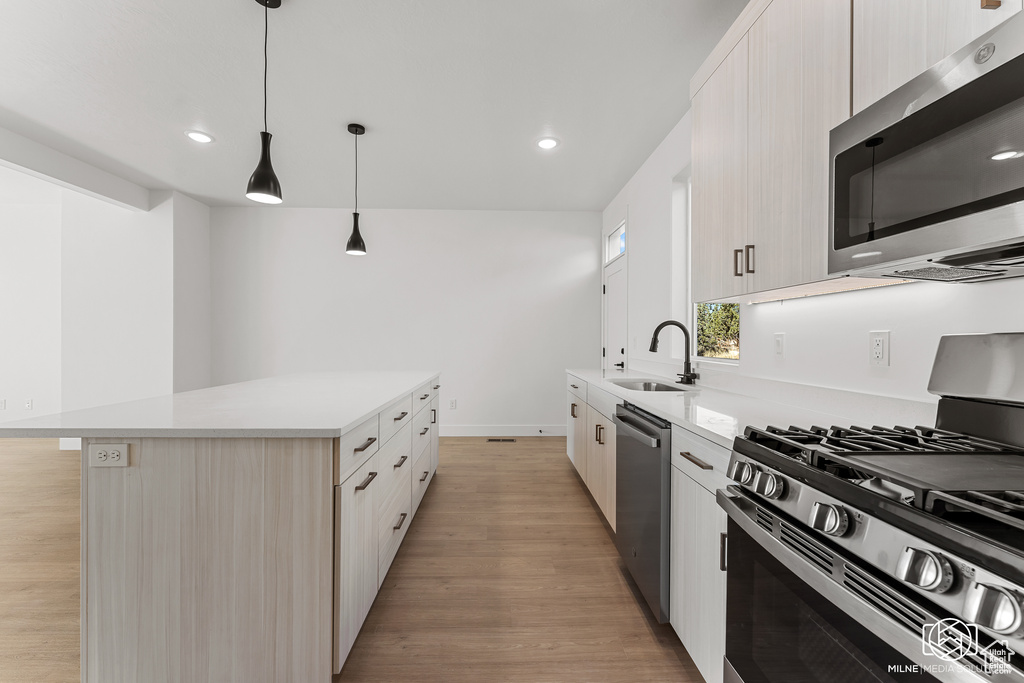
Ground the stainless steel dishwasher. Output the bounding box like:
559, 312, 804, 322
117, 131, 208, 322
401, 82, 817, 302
613, 402, 672, 623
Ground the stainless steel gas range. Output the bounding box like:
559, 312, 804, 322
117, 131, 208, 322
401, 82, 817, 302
719, 333, 1024, 683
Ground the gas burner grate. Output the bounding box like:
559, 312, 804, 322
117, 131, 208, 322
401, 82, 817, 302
928, 490, 1024, 533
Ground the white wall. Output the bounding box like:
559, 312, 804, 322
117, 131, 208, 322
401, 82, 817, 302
210, 208, 602, 435
0, 168, 63, 421
602, 112, 693, 375
172, 193, 211, 392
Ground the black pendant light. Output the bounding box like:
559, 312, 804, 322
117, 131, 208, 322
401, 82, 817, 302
246, 0, 283, 204
346, 123, 367, 256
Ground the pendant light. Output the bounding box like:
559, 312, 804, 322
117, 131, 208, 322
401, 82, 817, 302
346, 123, 367, 256
245, 0, 283, 204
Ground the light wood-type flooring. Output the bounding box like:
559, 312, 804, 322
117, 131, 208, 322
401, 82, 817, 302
0, 437, 699, 683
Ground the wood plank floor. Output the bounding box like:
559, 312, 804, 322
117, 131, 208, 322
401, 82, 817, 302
0, 438, 80, 683
0, 437, 700, 683
338, 437, 701, 683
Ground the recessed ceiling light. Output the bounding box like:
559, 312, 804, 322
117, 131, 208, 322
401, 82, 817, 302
185, 130, 214, 144
991, 150, 1022, 161
537, 138, 559, 150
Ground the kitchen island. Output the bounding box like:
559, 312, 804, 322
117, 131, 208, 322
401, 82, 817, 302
0, 371, 441, 683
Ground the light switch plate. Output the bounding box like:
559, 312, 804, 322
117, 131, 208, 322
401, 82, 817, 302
89, 443, 129, 468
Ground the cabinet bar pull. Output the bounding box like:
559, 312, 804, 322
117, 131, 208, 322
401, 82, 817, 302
433, 384, 440, 390
744, 244, 755, 274
394, 411, 409, 421
680, 451, 713, 470
570, 384, 579, 389
733, 249, 743, 277
420, 393, 430, 400
420, 470, 429, 482
597, 424, 605, 445
720, 532, 728, 572
982, 1, 1002, 8
354, 471, 377, 491
353, 437, 377, 453
571, 403, 578, 418
394, 512, 408, 531
420, 427, 429, 436
394, 455, 408, 469
431, 409, 436, 424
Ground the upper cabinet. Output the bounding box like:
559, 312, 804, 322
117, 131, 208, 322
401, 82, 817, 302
852, 0, 1023, 114
690, 0, 851, 301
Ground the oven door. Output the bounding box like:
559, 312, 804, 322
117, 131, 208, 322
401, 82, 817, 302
718, 487, 1015, 683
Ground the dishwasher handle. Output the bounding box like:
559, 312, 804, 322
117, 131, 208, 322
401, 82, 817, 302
612, 413, 660, 448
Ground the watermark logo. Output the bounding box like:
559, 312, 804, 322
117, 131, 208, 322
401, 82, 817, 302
918, 618, 1014, 676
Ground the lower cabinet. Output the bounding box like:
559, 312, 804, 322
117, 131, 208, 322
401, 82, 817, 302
586, 403, 616, 531
670, 456, 728, 683
567, 393, 588, 480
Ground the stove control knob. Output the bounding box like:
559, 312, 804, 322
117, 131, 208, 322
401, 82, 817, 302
752, 471, 786, 500
963, 583, 1024, 635
894, 547, 954, 593
728, 461, 757, 486
809, 502, 850, 537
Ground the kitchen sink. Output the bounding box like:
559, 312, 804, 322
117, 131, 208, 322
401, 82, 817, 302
609, 379, 687, 392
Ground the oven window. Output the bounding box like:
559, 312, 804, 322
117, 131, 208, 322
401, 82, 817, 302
833, 51, 1024, 249
726, 519, 937, 682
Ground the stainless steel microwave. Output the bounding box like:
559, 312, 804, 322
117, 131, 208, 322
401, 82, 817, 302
829, 12, 1024, 283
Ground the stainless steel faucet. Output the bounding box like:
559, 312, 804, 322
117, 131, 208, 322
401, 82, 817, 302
649, 320, 700, 385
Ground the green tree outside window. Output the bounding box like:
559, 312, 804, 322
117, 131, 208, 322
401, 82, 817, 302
696, 303, 740, 359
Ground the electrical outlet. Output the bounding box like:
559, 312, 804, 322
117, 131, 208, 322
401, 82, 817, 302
89, 443, 129, 468
869, 330, 890, 367
774, 333, 785, 358
0, 399, 5, 410
23, 398, 32, 410
449, 399, 457, 410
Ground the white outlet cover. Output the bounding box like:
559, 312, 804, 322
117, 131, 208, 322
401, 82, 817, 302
774, 333, 785, 357
869, 330, 890, 367
89, 443, 130, 468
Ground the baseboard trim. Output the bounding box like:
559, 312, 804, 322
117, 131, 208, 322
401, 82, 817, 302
438, 425, 566, 437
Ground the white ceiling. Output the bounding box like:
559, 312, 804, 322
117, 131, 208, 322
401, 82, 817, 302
0, 0, 745, 211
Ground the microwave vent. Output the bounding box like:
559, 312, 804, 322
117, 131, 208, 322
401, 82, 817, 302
891, 266, 1004, 282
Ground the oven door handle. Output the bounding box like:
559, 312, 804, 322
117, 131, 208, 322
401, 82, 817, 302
716, 487, 1007, 683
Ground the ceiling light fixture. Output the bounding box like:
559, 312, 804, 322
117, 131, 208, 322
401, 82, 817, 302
537, 137, 560, 150
245, 0, 283, 205
185, 130, 214, 144
991, 151, 1022, 161
346, 123, 367, 256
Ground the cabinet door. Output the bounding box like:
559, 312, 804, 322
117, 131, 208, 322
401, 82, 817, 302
853, 0, 1022, 114
586, 405, 605, 516
334, 451, 380, 673
429, 396, 439, 474
567, 394, 588, 480
691, 34, 749, 302
602, 418, 617, 533
747, 0, 850, 293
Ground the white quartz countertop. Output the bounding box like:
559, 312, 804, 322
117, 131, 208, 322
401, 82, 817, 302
0, 371, 439, 438
567, 368, 925, 450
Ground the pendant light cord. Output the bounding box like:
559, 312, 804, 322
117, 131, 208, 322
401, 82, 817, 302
263, 2, 269, 133
354, 133, 359, 212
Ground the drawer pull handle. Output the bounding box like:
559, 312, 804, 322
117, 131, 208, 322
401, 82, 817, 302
420, 427, 429, 436
680, 451, 713, 470
431, 409, 436, 424
353, 437, 377, 453
571, 403, 578, 418
420, 393, 430, 400
570, 384, 579, 389
394, 512, 408, 531
394, 411, 409, 421
433, 384, 440, 390
354, 471, 377, 491
394, 455, 408, 469
420, 470, 429, 482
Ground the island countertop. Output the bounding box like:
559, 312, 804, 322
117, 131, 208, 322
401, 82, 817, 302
0, 371, 439, 438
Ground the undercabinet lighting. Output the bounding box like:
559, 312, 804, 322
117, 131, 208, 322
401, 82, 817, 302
851, 250, 883, 259
746, 279, 913, 305
991, 151, 1023, 161
537, 137, 560, 150
185, 130, 214, 144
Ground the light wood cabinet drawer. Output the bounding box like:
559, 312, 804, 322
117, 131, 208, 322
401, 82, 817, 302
334, 414, 380, 485
412, 407, 432, 461
374, 423, 412, 508
587, 384, 621, 422
411, 445, 433, 517
413, 378, 440, 414
377, 469, 412, 586
566, 374, 587, 401
671, 425, 732, 494
379, 394, 413, 446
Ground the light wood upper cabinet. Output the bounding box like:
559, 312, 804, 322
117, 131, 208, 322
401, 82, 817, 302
747, 0, 851, 293
691, 34, 749, 303
853, 0, 1023, 114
